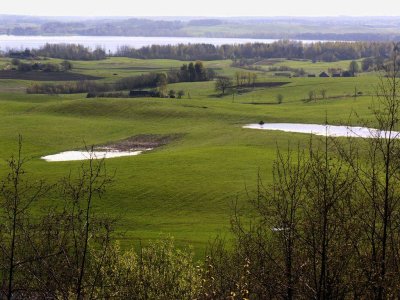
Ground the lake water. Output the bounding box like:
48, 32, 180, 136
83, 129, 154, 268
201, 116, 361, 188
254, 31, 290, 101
243, 123, 400, 139
42, 150, 145, 162
0, 35, 321, 53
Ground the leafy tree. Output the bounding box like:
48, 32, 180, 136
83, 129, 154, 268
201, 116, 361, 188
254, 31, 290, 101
276, 94, 284, 104
11, 58, 20, 66
349, 60, 360, 76
188, 62, 196, 82
177, 90, 185, 99
194, 61, 206, 81
32, 43, 106, 60
168, 89, 176, 98
362, 57, 374, 71
61, 60, 73, 71
179, 64, 189, 81
156, 73, 168, 97
17, 63, 33, 72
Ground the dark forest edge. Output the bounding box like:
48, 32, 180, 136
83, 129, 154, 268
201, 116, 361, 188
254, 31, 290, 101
2, 40, 396, 62
26, 61, 214, 96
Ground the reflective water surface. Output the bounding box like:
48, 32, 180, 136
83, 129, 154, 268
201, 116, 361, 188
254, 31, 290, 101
243, 123, 400, 139
42, 150, 145, 162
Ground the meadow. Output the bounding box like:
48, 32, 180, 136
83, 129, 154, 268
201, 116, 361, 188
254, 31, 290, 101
0, 56, 381, 256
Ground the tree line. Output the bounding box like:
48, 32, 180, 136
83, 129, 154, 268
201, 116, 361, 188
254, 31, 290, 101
9, 58, 72, 72
6, 41, 395, 63
7, 44, 106, 61
27, 61, 215, 95
115, 41, 394, 62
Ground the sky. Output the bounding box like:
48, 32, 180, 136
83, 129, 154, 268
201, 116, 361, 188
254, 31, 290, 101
1, 0, 400, 17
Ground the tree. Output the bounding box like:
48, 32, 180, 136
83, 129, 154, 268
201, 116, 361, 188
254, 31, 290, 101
194, 61, 206, 81
276, 94, 284, 104
251, 73, 257, 88
168, 90, 176, 98
61, 60, 73, 71
362, 57, 374, 72
0, 137, 47, 299
11, 58, 20, 66
320, 89, 327, 99
156, 73, 168, 97
215, 76, 232, 95
179, 64, 189, 81
349, 60, 360, 76
177, 90, 185, 99
308, 90, 316, 102
188, 62, 196, 82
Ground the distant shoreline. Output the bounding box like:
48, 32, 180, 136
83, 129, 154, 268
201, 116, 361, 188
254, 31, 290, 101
0, 35, 328, 53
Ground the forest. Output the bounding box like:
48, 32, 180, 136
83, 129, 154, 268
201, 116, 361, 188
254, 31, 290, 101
3, 40, 394, 63
114, 41, 394, 62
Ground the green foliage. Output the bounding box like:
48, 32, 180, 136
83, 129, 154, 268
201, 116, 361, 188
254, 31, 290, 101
215, 76, 232, 95
27, 80, 111, 94
177, 90, 185, 99
276, 94, 284, 104
362, 57, 375, 71
11, 58, 20, 66
94, 239, 201, 299
61, 60, 73, 71
349, 60, 360, 76
116, 72, 165, 90
114, 41, 394, 62
168, 89, 176, 98
32, 43, 106, 60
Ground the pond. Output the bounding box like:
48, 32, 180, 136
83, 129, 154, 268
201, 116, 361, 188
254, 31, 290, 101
42, 150, 147, 162
243, 123, 400, 139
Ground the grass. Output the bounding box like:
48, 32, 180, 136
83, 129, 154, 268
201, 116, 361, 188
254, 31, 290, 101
0, 56, 383, 257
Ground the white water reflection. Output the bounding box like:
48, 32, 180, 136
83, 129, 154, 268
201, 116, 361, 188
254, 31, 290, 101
42, 150, 147, 162
243, 123, 400, 139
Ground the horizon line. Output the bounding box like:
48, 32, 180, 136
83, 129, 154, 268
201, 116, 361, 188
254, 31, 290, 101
1, 14, 400, 18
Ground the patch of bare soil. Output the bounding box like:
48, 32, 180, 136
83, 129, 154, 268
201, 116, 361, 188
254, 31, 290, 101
95, 134, 184, 151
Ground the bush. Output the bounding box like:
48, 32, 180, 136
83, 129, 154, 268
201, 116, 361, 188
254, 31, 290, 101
276, 94, 284, 104
27, 81, 112, 94
93, 239, 201, 299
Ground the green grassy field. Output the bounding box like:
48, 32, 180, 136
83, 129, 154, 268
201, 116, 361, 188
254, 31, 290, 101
0, 56, 381, 256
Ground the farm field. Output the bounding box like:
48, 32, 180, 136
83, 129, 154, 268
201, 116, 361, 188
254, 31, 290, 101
0, 56, 381, 256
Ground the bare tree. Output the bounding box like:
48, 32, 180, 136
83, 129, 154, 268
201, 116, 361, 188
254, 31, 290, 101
0, 136, 47, 299
215, 76, 232, 95
320, 89, 327, 99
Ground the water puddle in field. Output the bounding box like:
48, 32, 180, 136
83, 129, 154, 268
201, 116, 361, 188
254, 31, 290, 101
41, 134, 183, 162
42, 149, 152, 162
243, 123, 400, 139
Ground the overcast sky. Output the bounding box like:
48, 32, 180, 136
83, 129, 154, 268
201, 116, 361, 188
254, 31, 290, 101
1, 0, 400, 17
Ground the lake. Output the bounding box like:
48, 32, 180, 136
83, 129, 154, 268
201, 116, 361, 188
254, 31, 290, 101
0, 35, 322, 53
243, 123, 400, 139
